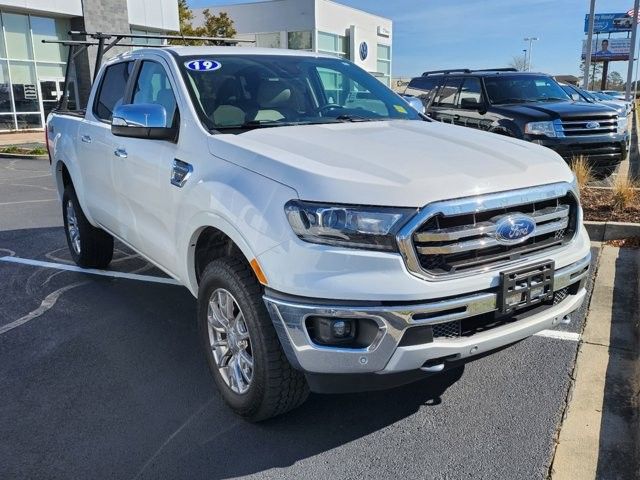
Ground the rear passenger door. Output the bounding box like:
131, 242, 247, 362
428, 76, 463, 124
79, 60, 134, 232
455, 77, 492, 131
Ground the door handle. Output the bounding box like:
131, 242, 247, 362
81, 135, 92, 143
171, 159, 193, 188
114, 148, 128, 158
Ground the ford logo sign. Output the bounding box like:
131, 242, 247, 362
494, 214, 536, 245
585, 121, 600, 129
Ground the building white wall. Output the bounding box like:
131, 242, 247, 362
127, 0, 179, 31
0, 0, 82, 17
316, 0, 391, 72
194, 0, 315, 34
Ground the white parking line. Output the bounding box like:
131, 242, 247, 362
534, 330, 581, 342
0, 256, 181, 286
0, 255, 585, 343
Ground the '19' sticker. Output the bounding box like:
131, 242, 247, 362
184, 60, 222, 72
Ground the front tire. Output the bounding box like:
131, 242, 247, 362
62, 185, 114, 268
198, 257, 309, 421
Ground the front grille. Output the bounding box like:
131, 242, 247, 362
560, 115, 617, 136
413, 193, 578, 276
559, 143, 624, 163
433, 321, 461, 339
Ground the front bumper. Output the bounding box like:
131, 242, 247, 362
533, 136, 627, 171
264, 253, 591, 375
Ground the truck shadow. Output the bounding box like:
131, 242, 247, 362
0, 226, 466, 480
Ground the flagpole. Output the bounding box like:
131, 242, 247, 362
626, 0, 640, 100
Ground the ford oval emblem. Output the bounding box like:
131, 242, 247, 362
494, 214, 536, 245
585, 121, 600, 129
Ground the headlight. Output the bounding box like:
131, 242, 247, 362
617, 115, 628, 134
524, 121, 559, 137
284, 200, 417, 251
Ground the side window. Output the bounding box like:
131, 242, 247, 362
405, 76, 440, 101
94, 61, 133, 121
457, 77, 483, 107
316, 66, 389, 116
433, 77, 463, 107
131, 61, 177, 127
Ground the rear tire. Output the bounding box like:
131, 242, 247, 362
198, 257, 309, 422
62, 185, 114, 268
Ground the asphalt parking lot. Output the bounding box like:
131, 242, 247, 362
0, 156, 600, 480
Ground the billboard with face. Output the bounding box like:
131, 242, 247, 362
582, 38, 630, 62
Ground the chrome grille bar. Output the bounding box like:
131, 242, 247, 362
416, 217, 569, 254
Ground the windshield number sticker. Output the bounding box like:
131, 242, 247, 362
184, 60, 221, 72
394, 105, 408, 114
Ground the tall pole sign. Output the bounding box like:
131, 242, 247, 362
626, 0, 640, 100
583, 0, 596, 89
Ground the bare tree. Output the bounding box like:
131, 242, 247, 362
508, 55, 528, 71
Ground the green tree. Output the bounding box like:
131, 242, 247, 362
607, 71, 623, 89
200, 9, 237, 45
169, 1, 237, 46
579, 60, 603, 90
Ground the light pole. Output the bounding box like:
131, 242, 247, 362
522, 49, 527, 71
524, 37, 538, 71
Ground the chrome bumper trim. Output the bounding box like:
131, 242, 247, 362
263, 253, 591, 374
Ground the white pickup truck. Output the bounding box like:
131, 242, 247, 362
47, 46, 591, 421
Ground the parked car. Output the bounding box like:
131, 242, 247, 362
588, 90, 633, 112
404, 69, 627, 177
47, 49, 591, 421
559, 83, 630, 144
599, 90, 627, 101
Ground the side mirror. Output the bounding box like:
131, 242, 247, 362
111, 103, 177, 141
401, 95, 426, 114
460, 97, 483, 110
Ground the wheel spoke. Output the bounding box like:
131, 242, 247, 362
207, 287, 253, 395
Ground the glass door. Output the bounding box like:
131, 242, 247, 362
39, 78, 62, 119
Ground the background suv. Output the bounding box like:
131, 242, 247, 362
404, 69, 627, 177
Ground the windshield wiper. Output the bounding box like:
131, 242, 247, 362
492, 98, 529, 105
536, 97, 569, 102
334, 114, 379, 122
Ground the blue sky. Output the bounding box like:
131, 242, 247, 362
186, 0, 637, 77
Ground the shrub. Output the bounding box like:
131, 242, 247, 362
570, 155, 593, 190
611, 174, 638, 212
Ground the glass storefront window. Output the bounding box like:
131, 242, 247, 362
0, 114, 13, 129
3, 12, 33, 60
32, 16, 69, 63
377, 44, 391, 86
10, 61, 39, 112
318, 32, 349, 59
256, 32, 281, 48
288, 31, 312, 50
36, 63, 66, 78
16, 113, 41, 129
0, 60, 11, 112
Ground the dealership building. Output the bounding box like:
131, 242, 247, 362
194, 0, 393, 86
0, 0, 179, 132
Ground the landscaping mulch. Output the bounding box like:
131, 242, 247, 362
606, 237, 640, 249
581, 187, 640, 223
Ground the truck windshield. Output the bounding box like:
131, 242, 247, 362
484, 75, 571, 105
178, 54, 422, 132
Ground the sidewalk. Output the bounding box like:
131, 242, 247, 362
551, 245, 640, 479
0, 131, 45, 146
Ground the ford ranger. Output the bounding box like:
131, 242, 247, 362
47, 47, 591, 421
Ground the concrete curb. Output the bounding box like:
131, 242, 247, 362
585, 220, 640, 241
0, 152, 48, 160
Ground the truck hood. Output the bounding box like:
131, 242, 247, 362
209, 120, 574, 207
494, 100, 617, 120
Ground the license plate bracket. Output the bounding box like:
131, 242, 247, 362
499, 260, 555, 314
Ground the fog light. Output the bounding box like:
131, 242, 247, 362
309, 317, 356, 345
